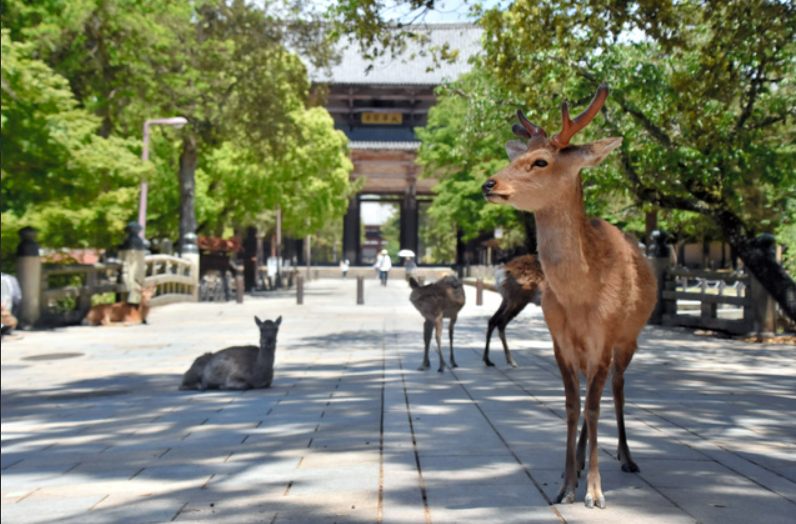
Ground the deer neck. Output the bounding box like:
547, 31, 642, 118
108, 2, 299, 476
139, 301, 150, 321
255, 339, 276, 369
533, 182, 595, 302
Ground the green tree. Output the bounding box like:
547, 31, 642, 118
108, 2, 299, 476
1, 30, 147, 271
3, 0, 353, 256
200, 107, 357, 239
479, 0, 795, 318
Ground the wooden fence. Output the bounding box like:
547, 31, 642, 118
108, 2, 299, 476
659, 268, 772, 335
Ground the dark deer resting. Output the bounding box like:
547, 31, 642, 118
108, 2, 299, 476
180, 316, 281, 391
483, 255, 544, 367
408, 276, 465, 372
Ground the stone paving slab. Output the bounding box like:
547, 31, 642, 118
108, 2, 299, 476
2, 277, 795, 524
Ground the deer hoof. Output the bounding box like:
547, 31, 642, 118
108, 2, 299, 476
509, 361, 519, 368
555, 490, 576, 505
437, 367, 445, 373
585, 494, 606, 509
484, 358, 495, 367
417, 363, 429, 371
621, 461, 640, 473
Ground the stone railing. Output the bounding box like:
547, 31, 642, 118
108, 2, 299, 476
144, 254, 198, 305
13, 224, 199, 328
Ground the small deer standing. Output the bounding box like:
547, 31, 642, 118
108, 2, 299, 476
483, 254, 544, 367
84, 286, 156, 326
409, 276, 465, 372
180, 316, 281, 391
482, 86, 657, 508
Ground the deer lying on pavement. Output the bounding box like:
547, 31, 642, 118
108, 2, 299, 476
483, 254, 544, 367
409, 276, 465, 372
84, 286, 156, 326
482, 85, 657, 508
180, 316, 281, 391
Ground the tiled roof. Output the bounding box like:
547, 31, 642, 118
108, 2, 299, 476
349, 141, 421, 150
311, 24, 482, 85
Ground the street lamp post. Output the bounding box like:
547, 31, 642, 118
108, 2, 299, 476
138, 117, 188, 237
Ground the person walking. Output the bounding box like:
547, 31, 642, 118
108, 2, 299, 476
377, 249, 392, 286
339, 259, 349, 278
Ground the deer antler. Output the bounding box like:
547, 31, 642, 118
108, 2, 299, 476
550, 85, 609, 148
512, 110, 547, 140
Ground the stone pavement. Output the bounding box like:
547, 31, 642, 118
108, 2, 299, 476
1, 277, 794, 524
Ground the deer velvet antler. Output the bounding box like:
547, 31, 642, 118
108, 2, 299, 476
550, 85, 609, 148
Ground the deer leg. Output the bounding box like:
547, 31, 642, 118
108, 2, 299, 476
583, 355, 611, 509
554, 343, 581, 505
576, 419, 588, 476
435, 315, 446, 372
499, 302, 525, 367
613, 343, 639, 473
483, 301, 508, 366
418, 319, 433, 371
448, 315, 458, 368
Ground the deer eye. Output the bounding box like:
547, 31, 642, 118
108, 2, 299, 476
533, 159, 548, 168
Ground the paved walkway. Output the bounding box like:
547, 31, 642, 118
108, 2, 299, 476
1, 278, 794, 524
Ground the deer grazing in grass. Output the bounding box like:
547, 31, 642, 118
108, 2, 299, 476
483, 254, 544, 367
482, 86, 657, 508
409, 276, 466, 372
84, 286, 156, 326
180, 316, 281, 391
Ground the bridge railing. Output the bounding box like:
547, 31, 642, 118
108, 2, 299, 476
144, 254, 198, 306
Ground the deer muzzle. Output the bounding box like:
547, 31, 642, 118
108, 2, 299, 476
482, 178, 508, 203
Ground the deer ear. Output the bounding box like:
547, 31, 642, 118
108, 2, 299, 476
506, 140, 528, 162
581, 137, 622, 167
255, 316, 263, 327
275, 316, 282, 326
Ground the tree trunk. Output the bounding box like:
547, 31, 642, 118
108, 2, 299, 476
179, 137, 198, 252
714, 209, 796, 321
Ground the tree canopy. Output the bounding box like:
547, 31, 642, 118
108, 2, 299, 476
1, 0, 354, 269
1, 30, 147, 267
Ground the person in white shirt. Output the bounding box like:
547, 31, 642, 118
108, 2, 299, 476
376, 249, 392, 286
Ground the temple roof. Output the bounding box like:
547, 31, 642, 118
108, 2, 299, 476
311, 24, 483, 86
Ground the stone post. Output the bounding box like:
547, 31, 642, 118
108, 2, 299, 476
748, 233, 777, 336
243, 226, 258, 292
356, 276, 364, 305
180, 232, 200, 302
296, 274, 304, 305
16, 227, 41, 328
118, 221, 146, 304
476, 277, 484, 306
647, 229, 673, 325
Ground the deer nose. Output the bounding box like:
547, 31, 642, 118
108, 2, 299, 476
482, 179, 497, 194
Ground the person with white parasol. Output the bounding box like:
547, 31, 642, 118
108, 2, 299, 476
398, 249, 417, 279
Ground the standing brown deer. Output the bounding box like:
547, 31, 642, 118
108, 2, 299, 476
84, 286, 156, 326
408, 276, 466, 372
482, 85, 657, 508
483, 254, 544, 367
